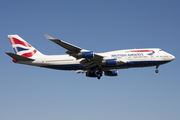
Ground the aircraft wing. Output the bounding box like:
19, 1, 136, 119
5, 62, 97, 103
45, 34, 104, 69
45, 34, 82, 52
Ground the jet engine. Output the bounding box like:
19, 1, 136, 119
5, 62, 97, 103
78, 50, 94, 58
102, 59, 120, 65
104, 70, 118, 76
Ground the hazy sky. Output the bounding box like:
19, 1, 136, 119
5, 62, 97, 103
1, 0, 180, 120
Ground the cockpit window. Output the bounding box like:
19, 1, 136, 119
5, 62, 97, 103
159, 49, 163, 51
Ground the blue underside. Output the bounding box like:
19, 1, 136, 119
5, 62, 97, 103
42, 61, 170, 70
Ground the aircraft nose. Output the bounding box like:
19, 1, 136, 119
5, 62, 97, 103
164, 52, 175, 61
171, 55, 175, 60
169, 54, 175, 61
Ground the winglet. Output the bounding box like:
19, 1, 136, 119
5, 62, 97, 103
44, 34, 56, 40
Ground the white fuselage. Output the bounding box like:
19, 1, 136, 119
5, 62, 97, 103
17, 48, 175, 71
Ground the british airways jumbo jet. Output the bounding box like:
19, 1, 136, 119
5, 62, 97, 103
6, 34, 175, 79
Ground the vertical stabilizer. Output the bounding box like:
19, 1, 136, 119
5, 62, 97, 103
8, 35, 44, 59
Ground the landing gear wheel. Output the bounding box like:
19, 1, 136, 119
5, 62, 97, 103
155, 70, 159, 73
100, 73, 102, 76
96, 69, 102, 79
155, 65, 159, 73
97, 73, 101, 79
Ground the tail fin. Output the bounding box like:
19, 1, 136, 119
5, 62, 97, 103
8, 35, 44, 59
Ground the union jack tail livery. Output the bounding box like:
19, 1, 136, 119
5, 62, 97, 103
7, 35, 43, 61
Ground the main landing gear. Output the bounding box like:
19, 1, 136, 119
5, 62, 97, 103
155, 65, 159, 73
97, 69, 102, 80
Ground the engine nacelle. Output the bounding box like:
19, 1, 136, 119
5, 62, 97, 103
86, 71, 98, 77
78, 51, 94, 58
104, 70, 118, 76
102, 59, 117, 65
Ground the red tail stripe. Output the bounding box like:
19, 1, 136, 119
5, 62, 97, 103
27, 43, 32, 47
11, 37, 32, 47
131, 50, 155, 52
21, 49, 37, 58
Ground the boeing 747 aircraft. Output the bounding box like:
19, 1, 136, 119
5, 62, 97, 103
6, 34, 175, 79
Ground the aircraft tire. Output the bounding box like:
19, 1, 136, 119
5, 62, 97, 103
155, 70, 159, 73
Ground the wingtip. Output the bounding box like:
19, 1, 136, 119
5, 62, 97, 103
44, 34, 55, 40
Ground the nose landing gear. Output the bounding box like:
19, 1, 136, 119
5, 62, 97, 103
155, 65, 159, 73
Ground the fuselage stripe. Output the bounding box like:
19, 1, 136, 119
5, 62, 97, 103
131, 50, 155, 53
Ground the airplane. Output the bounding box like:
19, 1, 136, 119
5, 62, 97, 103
6, 34, 175, 79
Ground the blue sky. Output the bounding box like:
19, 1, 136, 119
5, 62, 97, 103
1, 0, 180, 120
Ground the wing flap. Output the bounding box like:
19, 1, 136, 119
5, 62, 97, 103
80, 59, 101, 69
75, 70, 87, 73
93, 54, 104, 60
117, 60, 127, 65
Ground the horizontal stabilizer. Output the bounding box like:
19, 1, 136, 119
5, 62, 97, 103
6, 52, 34, 61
